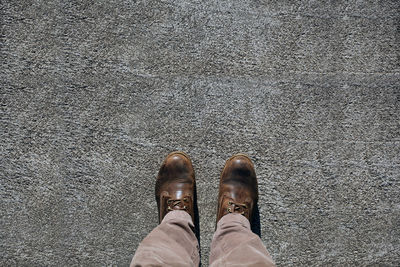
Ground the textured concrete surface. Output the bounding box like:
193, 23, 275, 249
1, 0, 399, 266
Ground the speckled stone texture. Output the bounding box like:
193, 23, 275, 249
1, 0, 399, 266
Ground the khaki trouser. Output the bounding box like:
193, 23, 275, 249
131, 210, 275, 267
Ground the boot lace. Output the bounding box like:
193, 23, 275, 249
226, 200, 248, 215
167, 197, 189, 211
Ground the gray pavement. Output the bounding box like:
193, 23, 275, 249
1, 0, 399, 266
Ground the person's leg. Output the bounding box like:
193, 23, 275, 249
209, 213, 274, 266
131, 210, 199, 267
131, 152, 199, 267
209, 154, 275, 267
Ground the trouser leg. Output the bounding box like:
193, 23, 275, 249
131, 210, 199, 267
209, 213, 275, 267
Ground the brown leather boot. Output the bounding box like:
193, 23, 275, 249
155, 151, 196, 223
216, 154, 259, 224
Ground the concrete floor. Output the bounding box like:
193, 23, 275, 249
1, 0, 399, 266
